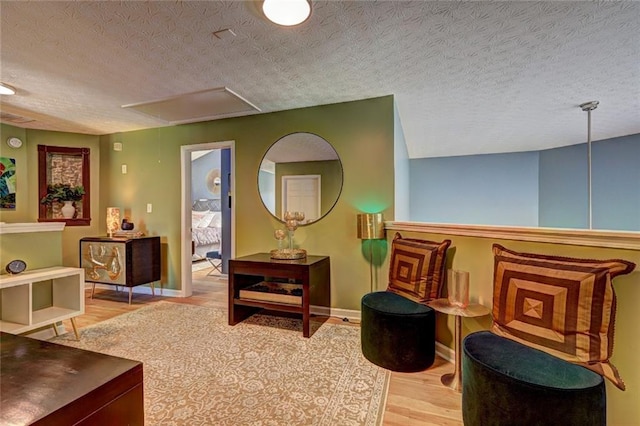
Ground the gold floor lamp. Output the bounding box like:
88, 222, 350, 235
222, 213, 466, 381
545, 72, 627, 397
357, 213, 385, 292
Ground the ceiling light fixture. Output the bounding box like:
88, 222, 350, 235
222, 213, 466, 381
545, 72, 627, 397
262, 0, 311, 26
0, 83, 16, 95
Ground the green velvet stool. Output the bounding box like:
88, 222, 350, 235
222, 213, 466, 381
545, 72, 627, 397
361, 291, 435, 372
462, 331, 606, 426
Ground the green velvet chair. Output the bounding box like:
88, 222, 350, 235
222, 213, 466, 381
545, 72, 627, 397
462, 331, 606, 426
361, 291, 435, 372
360, 233, 450, 372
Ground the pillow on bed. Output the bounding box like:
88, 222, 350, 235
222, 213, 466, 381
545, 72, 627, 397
207, 212, 221, 228
491, 243, 635, 390
192, 211, 209, 228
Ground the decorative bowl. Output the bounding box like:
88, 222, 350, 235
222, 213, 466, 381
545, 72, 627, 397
270, 248, 307, 260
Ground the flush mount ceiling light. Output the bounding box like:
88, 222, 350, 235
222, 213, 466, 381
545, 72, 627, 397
262, 0, 311, 26
0, 83, 16, 95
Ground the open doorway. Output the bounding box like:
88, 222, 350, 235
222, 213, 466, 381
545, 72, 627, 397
180, 141, 234, 298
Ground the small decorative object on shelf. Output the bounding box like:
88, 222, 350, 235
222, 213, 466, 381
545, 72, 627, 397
270, 248, 307, 260
271, 211, 307, 260
121, 218, 134, 230
5, 259, 26, 275
274, 229, 286, 250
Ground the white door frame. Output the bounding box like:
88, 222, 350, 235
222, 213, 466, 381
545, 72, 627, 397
180, 140, 235, 298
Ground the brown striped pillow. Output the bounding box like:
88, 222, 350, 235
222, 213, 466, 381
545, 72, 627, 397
491, 243, 635, 390
387, 232, 451, 303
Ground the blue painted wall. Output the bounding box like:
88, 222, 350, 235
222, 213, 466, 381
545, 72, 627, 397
394, 100, 410, 221
591, 134, 640, 231
409, 151, 540, 226
191, 150, 221, 202
539, 143, 588, 228
409, 133, 639, 231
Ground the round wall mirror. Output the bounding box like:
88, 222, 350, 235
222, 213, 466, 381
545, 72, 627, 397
258, 132, 343, 225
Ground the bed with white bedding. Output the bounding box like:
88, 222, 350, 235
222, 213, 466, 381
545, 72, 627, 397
192, 199, 222, 260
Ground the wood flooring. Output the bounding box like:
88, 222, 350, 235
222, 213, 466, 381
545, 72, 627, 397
62, 265, 463, 426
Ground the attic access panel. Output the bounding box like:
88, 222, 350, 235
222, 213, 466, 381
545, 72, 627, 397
122, 87, 261, 124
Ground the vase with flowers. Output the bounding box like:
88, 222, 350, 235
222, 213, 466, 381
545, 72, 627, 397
40, 183, 85, 218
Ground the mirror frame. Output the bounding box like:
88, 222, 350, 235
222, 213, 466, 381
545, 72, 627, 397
258, 132, 343, 225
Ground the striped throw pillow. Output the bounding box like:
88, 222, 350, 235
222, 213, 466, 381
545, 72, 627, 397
387, 232, 451, 303
491, 243, 635, 390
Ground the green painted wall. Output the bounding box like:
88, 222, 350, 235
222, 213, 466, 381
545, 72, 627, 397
99, 96, 395, 308
275, 159, 342, 220
0, 126, 100, 313
0, 125, 101, 268
391, 229, 640, 425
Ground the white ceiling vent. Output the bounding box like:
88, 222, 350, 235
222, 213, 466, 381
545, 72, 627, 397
122, 87, 261, 124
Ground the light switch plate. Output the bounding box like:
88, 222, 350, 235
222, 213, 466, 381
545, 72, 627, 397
147, 203, 153, 213
121, 164, 127, 174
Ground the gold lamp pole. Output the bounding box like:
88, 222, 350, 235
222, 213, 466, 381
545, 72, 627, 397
357, 213, 385, 292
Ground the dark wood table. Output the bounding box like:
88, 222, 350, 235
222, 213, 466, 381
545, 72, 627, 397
228, 253, 330, 337
0, 332, 144, 425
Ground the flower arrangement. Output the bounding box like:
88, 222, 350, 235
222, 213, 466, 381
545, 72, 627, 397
40, 183, 85, 205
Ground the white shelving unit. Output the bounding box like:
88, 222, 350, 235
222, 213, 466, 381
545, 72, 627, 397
0, 266, 84, 338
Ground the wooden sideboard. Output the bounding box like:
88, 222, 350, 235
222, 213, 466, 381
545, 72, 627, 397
0, 332, 144, 425
79, 236, 161, 304
229, 253, 331, 337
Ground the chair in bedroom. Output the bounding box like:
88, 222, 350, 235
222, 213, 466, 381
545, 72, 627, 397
205, 250, 222, 276
360, 232, 451, 372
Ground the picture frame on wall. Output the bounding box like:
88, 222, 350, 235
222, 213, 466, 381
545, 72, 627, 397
0, 157, 16, 210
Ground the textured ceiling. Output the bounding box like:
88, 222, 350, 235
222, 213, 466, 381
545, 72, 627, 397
0, 1, 638, 158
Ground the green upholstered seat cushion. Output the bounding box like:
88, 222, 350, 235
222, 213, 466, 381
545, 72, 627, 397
462, 331, 606, 426
464, 331, 602, 390
362, 291, 432, 316
361, 291, 435, 372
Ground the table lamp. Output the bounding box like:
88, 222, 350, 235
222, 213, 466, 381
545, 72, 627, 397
106, 207, 120, 237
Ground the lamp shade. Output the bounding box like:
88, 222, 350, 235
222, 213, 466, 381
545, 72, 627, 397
106, 207, 121, 236
357, 213, 385, 240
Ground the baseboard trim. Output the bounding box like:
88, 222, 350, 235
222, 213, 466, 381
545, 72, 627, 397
311, 306, 361, 323
436, 341, 454, 363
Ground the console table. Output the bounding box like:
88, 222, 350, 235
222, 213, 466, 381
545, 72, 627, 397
0, 332, 144, 425
228, 253, 330, 337
79, 236, 161, 304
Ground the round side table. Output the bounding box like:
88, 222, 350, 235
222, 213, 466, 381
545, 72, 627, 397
428, 298, 490, 392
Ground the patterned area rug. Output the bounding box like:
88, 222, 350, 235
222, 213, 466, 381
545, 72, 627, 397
52, 302, 389, 425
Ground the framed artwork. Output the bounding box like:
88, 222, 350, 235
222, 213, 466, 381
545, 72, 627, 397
38, 145, 91, 225
0, 157, 16, 210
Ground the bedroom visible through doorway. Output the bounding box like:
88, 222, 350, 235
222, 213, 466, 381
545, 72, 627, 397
181, 140, 234, 298
191, 149, 223, 270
